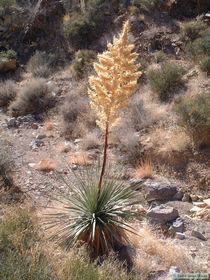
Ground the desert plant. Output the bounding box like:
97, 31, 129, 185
62, 92, 95, 139
0, 208, 57, 280
27, 51, 56, 78
174, 92, 210, 147
0, 49, 16, 60
64, 15, 95, 49
0, 80, 16, 108
46, 21, 141, 258
134, 158, 153, 179
186, 32, 210, 61
73, 50, 96, 78
0, 139, 14, 189
0, 0, 15, 7
200, 56, 210, 74
132, 0, 162, 12
182, 19, 207, 40
9, 78, 56, 117
148, 63, 185, 101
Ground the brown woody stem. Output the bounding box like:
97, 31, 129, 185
98, 122, 109, 195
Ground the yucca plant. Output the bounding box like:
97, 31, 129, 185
46, 21, 141, 258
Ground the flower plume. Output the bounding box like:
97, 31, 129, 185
88, 21, 141, 130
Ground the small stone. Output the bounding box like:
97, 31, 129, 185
36, 134, 46, 140
31, 123, 39, 129
147, 205, 179, 224
172, 218, 184, 233
176, 232, 185, 240
182, 193, 191, 202
191, 195, 199, 202
30, 139, 44, 150
191, 230, 207, 241
7, 117, 18, 128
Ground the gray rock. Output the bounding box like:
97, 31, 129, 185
30, 139, 44, 150
7, 117, 18, 128
182, 193, 191, 202
147, 205, 179, 224
172, 218, 185, 233
191, 230, 207, 241
144, 179, 177, 202
173, 191, 184, 201
176, 232, 186, 240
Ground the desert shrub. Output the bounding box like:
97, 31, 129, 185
132, 0, 162, 12
27, 51, 56, 78
182, 20, 207, 40
0, 0, 15, 7
60, 249, 138, 280
200, 56, 210, 74
62, 92, 96, 139
64, 0, 114, 49
0, 49, 16, 60
0, 139, 14, 189
9, 79, 56, 117
186, 32, 210, 60
64, 15, 94, 49
79, 130, 101, 151
148, 63, 185, 101
154, 50, 167, 63
174, 92, 210, 148
0, 80, 16, 108
73, 50, 96, 78
111, 126, 143, 165
0, 208, 57, 280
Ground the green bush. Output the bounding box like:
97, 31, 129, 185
73, 49, 96, 78
200, 56, 210, 74
186, 32, 210, 60
0, 80, 16, 108
9, 79, 56, 117
182, 20, 207, 40
174, 92, 210, 147
64, 0, 113, 49
64, 15, 94, 49
0, 50, 17, 60
0, 0, 15, 7
148, 63, 185, 101
132, 0, 162, 12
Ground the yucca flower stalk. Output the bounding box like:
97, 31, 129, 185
45, 21, 142, 259
88, 20, 141, 192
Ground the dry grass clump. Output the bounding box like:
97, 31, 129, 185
35, 158, 57, 172
79, 130, 101, 151
134, 158, 153, 179
9, 78, 56, 117
0, 80, 16, 108
69, 151, 91, 166
27, 51, 55, 78
133, 225, 199, 273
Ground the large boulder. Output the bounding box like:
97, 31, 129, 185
143, 179, 178, 203
147, 205, 179, 224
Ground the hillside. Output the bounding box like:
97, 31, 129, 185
0, 1, 210, 279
